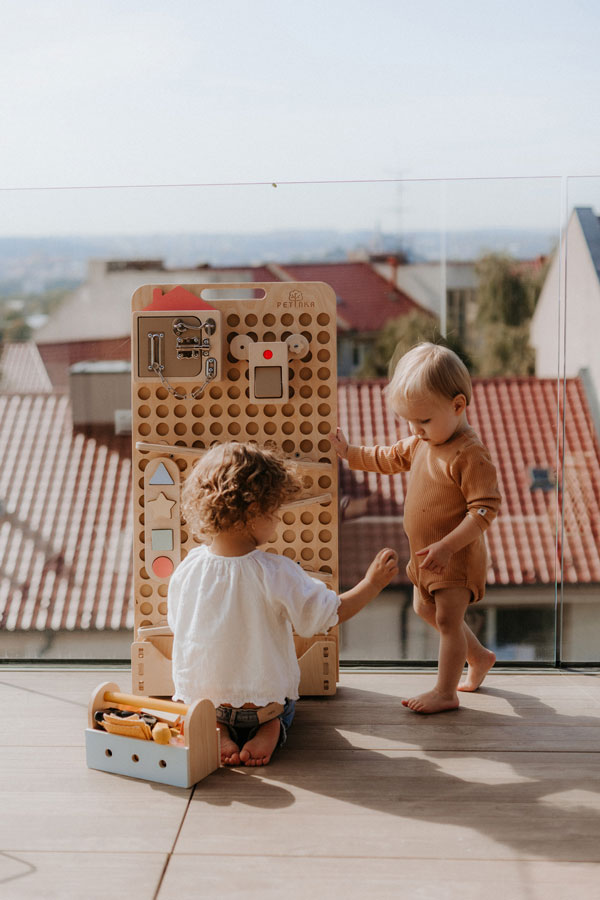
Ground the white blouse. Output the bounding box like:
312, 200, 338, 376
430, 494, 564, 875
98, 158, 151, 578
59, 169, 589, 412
167, 545, 340, 706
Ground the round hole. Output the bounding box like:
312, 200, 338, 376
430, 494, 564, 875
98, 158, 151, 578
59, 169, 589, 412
319, 476, 332, 489
138, 423, 151, 436
317, 313, 330, 325
210, 405, 223, 417
299, 386, 312, 398
281, 313, 293, 326
299, 404, 312, 417
300, 368, 312, 381
210, 422, 223, 435
299, 313, 312, 326
158, 601, 168, 616
156, 423, 169, 436
228, 385, 241, 399
319, 529, 332, 542
283, 512, 295, 525
282, 421, 294, 434
318, 404, 331, 416
263, 313, 276, 326
317, 368, 330, 380
245, 314, 258, 326
246, 405, 259, 417
227, 314, 240, 327
228, 422, 241, 435
247, 422, 259, 435
263, 331, 276, 342
283, 548, 296, 559
320, 548, 332, 560
300, 512, 313, 524
140, 584, 152, 597
282, 439, 295, 453
317, 331, 329, 344
132, 754, 139, 763
319, 511, 332, 524
228, 404, 240, 417
300, 440, 313, 453
318, 440, 331, 452
159, 759, 167, 768
300, 422, 313, 434
317, 349, 330, 362
158, 584, 168, 598
228, 368, 240, 381
301, 530, 314, 542
174, 405, 186, 418
282, 404, 294, 417
318, 385, 330, 398
137, 387, 151, 400
174, 423, 187, 435
301, 548, 314, 560
192, 422, 204, 435
105, 748, 113, 757
318, 422, 330, 435
156, 387, 169, 400
283, 530, 295, 543
209, 386, 222, 399
140, 602, 153, 615
264, 422, 276, 435
138, 405, 151, 418
192, 405, 204, 417
264, 405, 277, 417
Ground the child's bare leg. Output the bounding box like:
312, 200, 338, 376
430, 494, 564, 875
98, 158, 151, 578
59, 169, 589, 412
239, 718, 281, 767
403, 587, 471, 713
218, 724, 241, 766
413, 590, 495, 692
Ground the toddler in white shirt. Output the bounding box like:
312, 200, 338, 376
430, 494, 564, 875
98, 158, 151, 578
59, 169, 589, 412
168, 441, 398, 767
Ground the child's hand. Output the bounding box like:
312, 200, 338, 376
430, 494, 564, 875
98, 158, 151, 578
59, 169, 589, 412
329, 427, 349, 459
364, 548, 399, 590
416, 541, 452, 574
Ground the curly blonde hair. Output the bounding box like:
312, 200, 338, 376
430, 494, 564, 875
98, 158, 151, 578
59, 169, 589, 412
181, 442, 302, 538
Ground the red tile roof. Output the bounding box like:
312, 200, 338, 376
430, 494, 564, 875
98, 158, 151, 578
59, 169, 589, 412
0, 393, 132, 633
0, 342, 53, 393
252, 261, 428, 332
1, 376, 597, 635
338, 376, 600, 588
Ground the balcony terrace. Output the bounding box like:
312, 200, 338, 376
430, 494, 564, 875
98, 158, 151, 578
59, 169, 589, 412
2, 667, 599, 899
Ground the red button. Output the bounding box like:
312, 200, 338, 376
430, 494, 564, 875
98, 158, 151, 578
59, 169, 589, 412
152, 556, 174, 578
263, 349, 273, 359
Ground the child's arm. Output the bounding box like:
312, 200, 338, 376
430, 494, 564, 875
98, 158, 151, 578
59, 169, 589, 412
336, 548, 399, 623
330, 427, 415, 474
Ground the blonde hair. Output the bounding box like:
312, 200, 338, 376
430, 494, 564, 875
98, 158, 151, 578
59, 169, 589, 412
386, 342, 472, 414
181, 442, 301, 538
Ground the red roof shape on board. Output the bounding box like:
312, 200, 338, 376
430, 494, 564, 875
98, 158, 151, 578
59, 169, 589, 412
144, 285, 217, 311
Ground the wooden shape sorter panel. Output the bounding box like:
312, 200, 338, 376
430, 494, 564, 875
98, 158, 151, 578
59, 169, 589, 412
131, 282, 339, 697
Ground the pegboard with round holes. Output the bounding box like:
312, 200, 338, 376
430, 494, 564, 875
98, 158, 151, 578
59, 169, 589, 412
131, 282, 339, 696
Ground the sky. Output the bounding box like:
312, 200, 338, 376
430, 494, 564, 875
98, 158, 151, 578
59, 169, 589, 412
1, 0, 600, 236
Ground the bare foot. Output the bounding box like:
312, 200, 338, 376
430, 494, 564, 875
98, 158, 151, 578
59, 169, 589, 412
402, 689, 460, 714
458, 649, 496, 692
218, 725, 241, 766
239, 718, 281, 767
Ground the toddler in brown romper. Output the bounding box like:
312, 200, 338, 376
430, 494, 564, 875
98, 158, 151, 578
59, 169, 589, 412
331, 342, 501, 714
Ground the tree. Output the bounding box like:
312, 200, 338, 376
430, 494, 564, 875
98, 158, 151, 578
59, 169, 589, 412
474, 253, 548, 376
358, 310, 472, 378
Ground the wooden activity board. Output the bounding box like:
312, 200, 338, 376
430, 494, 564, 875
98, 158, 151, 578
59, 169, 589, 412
130, 282, 339, 697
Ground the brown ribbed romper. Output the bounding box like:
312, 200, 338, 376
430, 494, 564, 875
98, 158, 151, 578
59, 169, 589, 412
347, 426, 501, 603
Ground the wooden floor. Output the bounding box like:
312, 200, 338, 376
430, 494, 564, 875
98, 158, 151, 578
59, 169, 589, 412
1, 668, 600, 899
